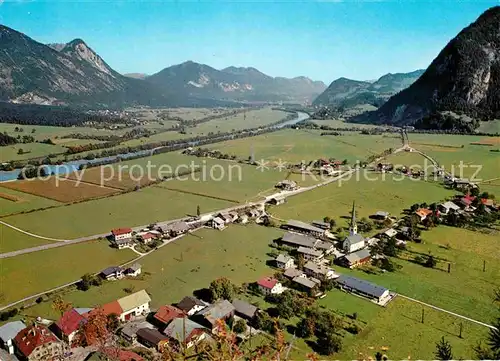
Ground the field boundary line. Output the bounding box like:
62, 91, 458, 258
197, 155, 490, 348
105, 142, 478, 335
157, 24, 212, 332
399, 294, 497, 330
0, 220, 67, 242
153, 184, 240, 204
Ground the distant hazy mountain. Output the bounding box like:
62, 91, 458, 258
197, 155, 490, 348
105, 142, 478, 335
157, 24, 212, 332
147, 61, 326, 103
370, 6, 500, 127
313, 70, 424, 108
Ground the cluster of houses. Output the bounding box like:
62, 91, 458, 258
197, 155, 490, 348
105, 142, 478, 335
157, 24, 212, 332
100, 263, 142, 280
0, 289, 266, 361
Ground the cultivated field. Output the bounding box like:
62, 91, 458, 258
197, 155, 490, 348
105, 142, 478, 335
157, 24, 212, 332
0, 224, 57, 253
0, 187, 61, 217
0, 240, 136, 306
208, 129, 402, 164
1, 186, 234, 239
12, 225, 282, 318
189, 108, 287, 135
270, 174, 455, 227
0, 178, 120, 203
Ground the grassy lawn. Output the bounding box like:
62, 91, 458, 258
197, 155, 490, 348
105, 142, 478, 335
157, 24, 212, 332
383, 150, 435, 169
271, 175, 455, 228
1, 143, 68, 161
0, 224, 57, 253
207, 129, 401, 164
336, 225, 499, 323
2, 186, 234, 239
0, 187, 61, 217
16, 224, 282, 319
189, 108, 287, 135
0, 240, 136, 306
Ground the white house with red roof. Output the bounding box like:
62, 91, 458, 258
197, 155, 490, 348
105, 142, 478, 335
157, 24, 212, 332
111, 228, 133, 249
256, 277, 284, 295
14, 324, 67, 361
54, 309, 86, 346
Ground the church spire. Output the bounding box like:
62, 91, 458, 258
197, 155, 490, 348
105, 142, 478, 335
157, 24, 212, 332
349, 201, 357, 235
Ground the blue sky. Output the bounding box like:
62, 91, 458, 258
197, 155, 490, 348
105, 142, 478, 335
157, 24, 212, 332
0, 1, 497, 83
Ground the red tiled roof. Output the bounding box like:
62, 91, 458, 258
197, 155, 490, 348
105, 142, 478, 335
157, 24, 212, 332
102, 347, 144, 361
56, 309, 85, 336
93, 301, 123, 317
14, 324, 58, 358
141, 233, 156, 240
415, 208, 432, 218
154, 305, 184, 325
481, 198, 494, 206
257, 277, 278, 289
112, 228, 133, 236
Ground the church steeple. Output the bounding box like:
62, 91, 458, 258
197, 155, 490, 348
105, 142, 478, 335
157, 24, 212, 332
349, 201, 357, 235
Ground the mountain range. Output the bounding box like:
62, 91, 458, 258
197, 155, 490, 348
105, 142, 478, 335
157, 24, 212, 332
0, 25, 325, 108
312, 70, 425, 108
366, 6, 500, 127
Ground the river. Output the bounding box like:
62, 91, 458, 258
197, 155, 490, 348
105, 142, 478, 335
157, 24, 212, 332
0, 111, 309, 182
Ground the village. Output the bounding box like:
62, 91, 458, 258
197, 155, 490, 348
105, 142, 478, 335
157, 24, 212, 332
0, 166, 498, 361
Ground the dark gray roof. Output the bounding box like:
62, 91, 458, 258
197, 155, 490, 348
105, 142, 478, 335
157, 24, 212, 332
275, 254, 293, 264
0, 321, 26, 341
177, 296, 206, 313
164, 318, 206, 343
232, 299, 258, 318
314, 240, 334, 250
336, 275, 388, 298
136, 328, 168, 344
286, 220, 324, 233
196, 300, 235, 325
343, 249, 371, 263
168, 221, 190, 233
312, 220, 330, 229
281, 232, 316, 248
100, 266, 121, 276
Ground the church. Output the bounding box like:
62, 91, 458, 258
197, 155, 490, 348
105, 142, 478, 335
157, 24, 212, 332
342, 202, 367, 253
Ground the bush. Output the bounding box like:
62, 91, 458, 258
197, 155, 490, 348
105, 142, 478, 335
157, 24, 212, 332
35, 296, 43, 304
233, 319, 247, 334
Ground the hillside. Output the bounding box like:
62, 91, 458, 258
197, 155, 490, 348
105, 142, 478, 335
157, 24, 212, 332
371, 6, 500, 127
147, 61, 326, 103
313, 70, 424, 108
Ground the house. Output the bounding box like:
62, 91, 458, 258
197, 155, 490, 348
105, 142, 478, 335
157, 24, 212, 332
228, 211, 239, 222
311, 220, 330, 230
231, 299, 258, 321
337, 249, 372, 269
415, 208, 433, 221
312, 240, 335, 254
342, 234, 366, 253
373, 211, 389, 220
0, 321, 25, 354
111, 228, 133, 242
336, 275, 390, 303
218, 213, 234, 224
54, 309, 86, 346
267, 195, 287, 205
398, 226, 411, 239
14, 324, 66, 361
297, 246, 323, 261
438, 201, 461, 215
211, 217, 226, 230
97, 300, 124, 318
117, 289, 151, 322
275, 180, 298, 191
238, 214, 249, 224
176, 296, 207, 316
292, 276, 319, 293
275, 254, 294, 269
114, 237, 134, 250
138, 232, 157, 244
136, 328, 168, 351
247, 209, 261, 218
303, 261, 338, 280
279, 232, 316, 249
256, 277, 284, 295
100, 266, 124, 280
163, 318, 208, 349
283, 268, 305, 279
154, 305, 185, 327
383, 228, 398, 238
74, 308, 93, 316
166, 222, 190, 237
283, 220, 325, 237
195, 300, 235, 334
460, 194, 477, 208
120, 321, 154, 344
124, 263, 142, 277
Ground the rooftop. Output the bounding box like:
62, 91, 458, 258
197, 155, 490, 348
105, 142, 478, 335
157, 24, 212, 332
337, 275, 388, 298
136, 328, 168, 345
257, 277, 278, 289
164, 317, 206, 344
275, 254, 293, 264
0, 321, 26, 342
118, 290, 151, 313
343, 249, 371, 263
154, 305, 185, 325
292, 276, 318, 289
177, 296, 206, 313
196, 300, 235, 325
111, 228, 133, 236
56, 309, 86, 336
297, 246, 323, 258
283, 268, 304, 278
286, 220, 325, 234
232, 299, 258, 319
344, 233, 365, 245
281, 232, 316, 248
14, 325, 58, 358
